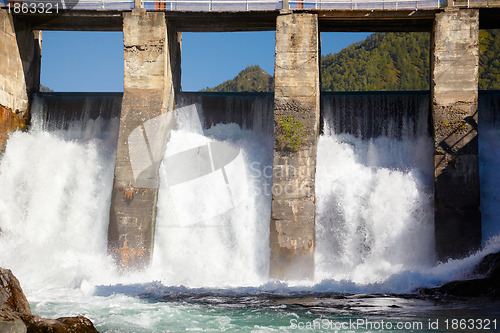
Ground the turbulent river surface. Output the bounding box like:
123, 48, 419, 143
0, 96, 499, 332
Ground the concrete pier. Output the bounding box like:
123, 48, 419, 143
0, 9, 41, 152
269, 12, 320, 280
431, 9, 481, 261
107, 10, 181, 269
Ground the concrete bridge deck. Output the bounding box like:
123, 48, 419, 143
3, 5, 500, 31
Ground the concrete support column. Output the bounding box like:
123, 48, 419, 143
108, 10, 181, 269
431, 9, 481, 261
270, 12, 320, 280
0, 9, 41, 152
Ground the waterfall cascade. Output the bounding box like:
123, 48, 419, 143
151, 104, 273, 287
0, 93, 121, 292
30, 92, 122, 140
0, 91, 498, 300
479, 91, 500, 244
316, 93, 435, 285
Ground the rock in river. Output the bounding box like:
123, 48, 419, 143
0, 267, 99, 332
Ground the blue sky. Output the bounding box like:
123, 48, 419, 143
41, 31, 370, 92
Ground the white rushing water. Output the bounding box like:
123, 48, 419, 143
0, 99, 499, 332
0, 102, 273, 283
0, 116, 120, 293
314, 132, 436, 285
312, 126, 500, 293
150, 105, 273, 287
314, 95, 436, 287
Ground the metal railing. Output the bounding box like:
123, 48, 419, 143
1, 0, 498, 10
7, 0, 499, 10
141, 0, 441, 9
288, 0, 440, 9
141, 0, 280, 11
451, 0, 500, 7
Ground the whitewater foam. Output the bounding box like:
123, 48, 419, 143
151, 106, 273, 287
0, 130, 118, 292
314, 131, 435, 286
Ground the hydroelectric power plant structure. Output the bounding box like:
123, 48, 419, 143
1, 0, 500, 284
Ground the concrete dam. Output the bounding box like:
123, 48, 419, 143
2, 0, 500, 282
25, 89, 500, 284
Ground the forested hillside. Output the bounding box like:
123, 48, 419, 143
205, 30, 500, 92
479, 30, 500, 90
321, 32, 430, 91
202, 65, 273, 92
40, 85, 54, 92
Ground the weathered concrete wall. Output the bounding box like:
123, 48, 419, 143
108, 10, 181, 269
431, 9, 481, 261
270, 12, 320, 280
0, 9, 41, 152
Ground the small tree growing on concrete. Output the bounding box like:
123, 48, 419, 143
275, 114, 305, 152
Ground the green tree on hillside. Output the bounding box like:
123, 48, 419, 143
479, 30, 500, 90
